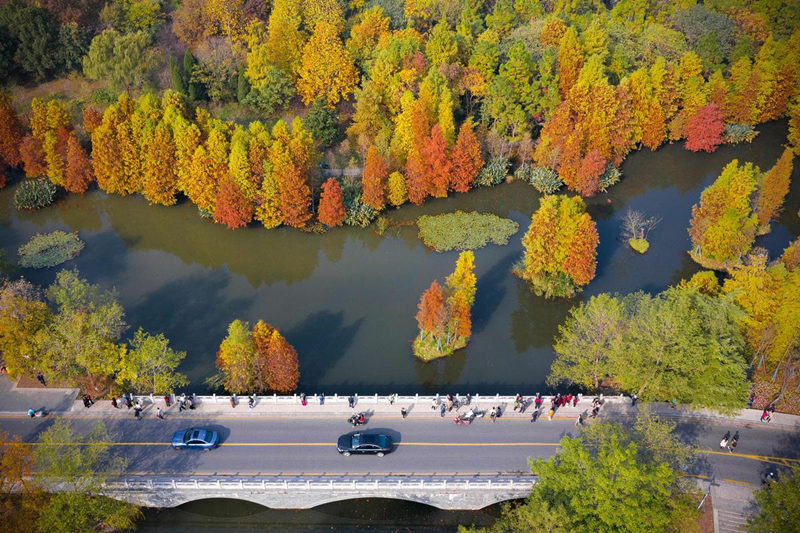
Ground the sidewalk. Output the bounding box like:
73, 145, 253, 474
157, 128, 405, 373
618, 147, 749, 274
2, 384, 795, 429
0, 375, 79, 414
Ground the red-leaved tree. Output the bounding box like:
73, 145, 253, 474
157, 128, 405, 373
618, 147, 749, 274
684, 103, 725, 153
424, 124, 452, 198
318, 177, 346, 227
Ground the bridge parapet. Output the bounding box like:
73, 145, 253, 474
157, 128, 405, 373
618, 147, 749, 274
102, 474, 536, 510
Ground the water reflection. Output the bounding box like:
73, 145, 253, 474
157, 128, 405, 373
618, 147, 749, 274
0, 121, 796, 393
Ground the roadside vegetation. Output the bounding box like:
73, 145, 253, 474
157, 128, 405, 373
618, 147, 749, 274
0, 422, 141, 533
460, 413, 700, 533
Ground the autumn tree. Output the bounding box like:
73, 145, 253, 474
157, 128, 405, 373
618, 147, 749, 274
64, 133, 92, 194
252, 320, 300, 393
142, 123, 178, 206
450, 121, 483, 193
515, 195, 599, 298
0, 279, 50, 378
215, 319, 255, 394
556, 26, 583, 98
19, 135, 47, 177
0, 92, 24, 167
413, 252, 477, 361
387, 171, 407, 207
361, 146, 388, 211
684, 103, 724, 153
214, 176, 254, 229
688, 159, 760, 269
423, 124, 452, 198
297, 21, 358, 106
317, 177, 346, 227
755, 148, 793, 230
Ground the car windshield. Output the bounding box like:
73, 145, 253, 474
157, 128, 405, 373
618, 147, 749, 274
376, 435, 388, 447
351, 434, 361, 447
182, 430, 191, 443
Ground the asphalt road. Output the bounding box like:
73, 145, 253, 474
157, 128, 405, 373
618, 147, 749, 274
2, 413, 798, 485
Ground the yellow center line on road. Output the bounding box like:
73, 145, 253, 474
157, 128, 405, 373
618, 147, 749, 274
698, 449, 800, 466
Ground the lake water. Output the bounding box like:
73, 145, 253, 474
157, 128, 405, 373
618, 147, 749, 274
1, 120, 797, 395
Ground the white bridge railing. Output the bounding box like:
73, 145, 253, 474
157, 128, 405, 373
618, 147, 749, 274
108, 475, 536, 492
130, 392, 624, 406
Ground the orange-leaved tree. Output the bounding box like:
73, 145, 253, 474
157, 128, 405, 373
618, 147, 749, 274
450, 120, 483, 193
317, 177, 346, 227
515, 195, 598, 298
0, 92, 24, 168
424, 124, 452, 198
252, 320, 299, 393
362, 146, 389, 211
214, 176, 254, 229
64, 133, 93, 194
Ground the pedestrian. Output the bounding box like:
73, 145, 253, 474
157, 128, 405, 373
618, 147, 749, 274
531, 409, 539, 423
230, 395, 237, 408
389, 393, 396, 405
82, 394, 92, 408
440, 403, 446, 417
747, 393, 755, 409
348, 395, 355, 408
156, 407, 164, 420
573, 395, 579, 407
720, 431, 730, 448
28, 408, 36, 418
490, 406, 497, 423
111, 397, 118, 409
300, 393, 307, 406
465, 393, 472, 406
534, 394, 542, 410
761, 408, 771, 422
401, 407, 408, 419
631, 393, 637, 407
134, 405, 141, 419
547, 408, 554, 420
591, 405, 600, 418
671, 397, 677, 409
164, 395, 171, 407
124, 393, 132, 409
514, 393, 522, 411
248, 395, 255, 409
447, 394, 454, 411
565, 394, 572, 406
513, 398, 520, 411
319, 393, 325, 405
179, 399, 185, 412
187, 397, 195, 410
36, 372, 46, 387
575, 412, 583, 427
728, 431, 739, 453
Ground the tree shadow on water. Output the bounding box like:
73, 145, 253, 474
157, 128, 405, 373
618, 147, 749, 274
286, 311, 363, 389
472, 251, 517, 335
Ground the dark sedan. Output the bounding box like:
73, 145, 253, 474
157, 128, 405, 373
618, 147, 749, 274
171, 428, 219, 450
337, 432, 393, 457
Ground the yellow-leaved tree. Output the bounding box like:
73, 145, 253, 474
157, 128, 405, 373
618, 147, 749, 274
297, 21, 359, 106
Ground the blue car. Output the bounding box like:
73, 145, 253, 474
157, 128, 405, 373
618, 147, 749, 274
171, 428, 219, 451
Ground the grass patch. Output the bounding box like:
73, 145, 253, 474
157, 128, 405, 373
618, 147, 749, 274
629, 238, 650, 254
412, 334, 467, 362
417, 211, 519, 252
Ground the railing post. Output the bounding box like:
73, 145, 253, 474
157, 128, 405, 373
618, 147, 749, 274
375, 393, 378, 403
262, 480, 265, 490
213, 393, 217, 404
274, 393, 277, 404
239, 480, 243, 489
172, 480, 176, 489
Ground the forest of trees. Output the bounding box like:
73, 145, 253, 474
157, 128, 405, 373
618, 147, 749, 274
1, 0, 800, 229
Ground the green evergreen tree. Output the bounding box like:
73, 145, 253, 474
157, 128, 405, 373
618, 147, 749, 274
169, 56, 186, 94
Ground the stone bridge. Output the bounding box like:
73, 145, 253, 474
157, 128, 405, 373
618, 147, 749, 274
102, 474, 536, 510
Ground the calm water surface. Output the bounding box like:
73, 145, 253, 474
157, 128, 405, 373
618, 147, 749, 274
0, 121, 797, 395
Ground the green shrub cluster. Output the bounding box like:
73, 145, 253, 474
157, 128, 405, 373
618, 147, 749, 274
515, 163, 564, 194
724, 123, 759, 144
476, 156, 509, 187
343, 188, 377, 227
417, 211, 519, 252
599, 165, 622, 192
13, 179, 57, 210
18, 231, 85, 269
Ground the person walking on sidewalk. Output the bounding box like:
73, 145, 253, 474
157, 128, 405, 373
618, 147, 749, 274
36, 372, 46, 386
134, 405, 142, 419
111, 397, 118, 409
531, 409, 539, 423
401, 407, 408, 419
82, 394, 94, 408
248, 395, 255, 409
573, 395, 579, 407
123, 393, 132, 409
490, 406, 497, 423
575, 412, 585, 427
230, 395, 237, 408
164, 395, 171, 407
631, 393, 637, 407
156, 407, 164, 420
761, 408, 771, 422
547, 407, 554, 420
348, 395, 355, 408
534, 393, 542, 410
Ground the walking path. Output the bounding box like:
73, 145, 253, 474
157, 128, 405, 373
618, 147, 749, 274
2, 376, 798, 431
